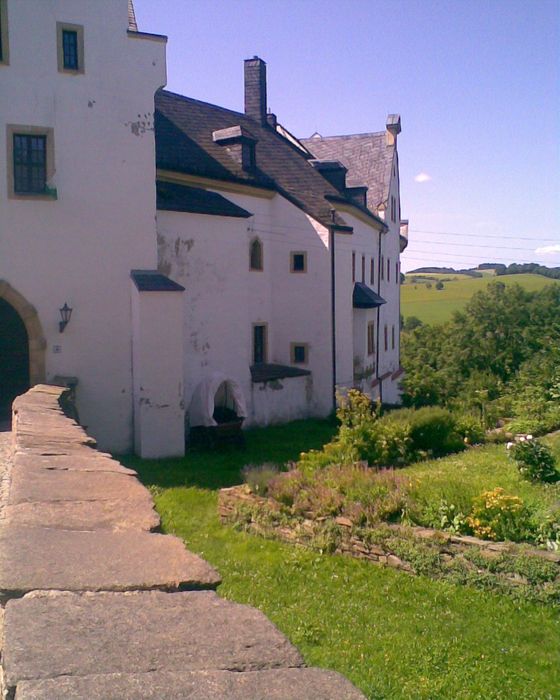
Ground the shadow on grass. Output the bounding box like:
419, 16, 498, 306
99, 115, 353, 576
120, 418, 337, 491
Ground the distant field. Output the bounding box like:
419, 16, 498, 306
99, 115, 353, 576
401, 273, 560, 324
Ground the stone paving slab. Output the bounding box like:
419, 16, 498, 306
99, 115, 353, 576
14, 668, 366, 699
3, 499, 160, 531
8, 466, 150, 504
13, 452, 137, 475
3, 590, 304, 692
0, 527, 220, 598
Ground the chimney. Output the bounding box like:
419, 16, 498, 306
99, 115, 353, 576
266, 111, 277, 129
244, 57, 267, 126
386, 114, 401, 146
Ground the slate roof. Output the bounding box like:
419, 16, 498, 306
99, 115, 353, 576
352, 282, 387, 309
130, 270, 185, 292
127, 0, 138, 31
155, 90, 385, 230
156, 181, 252, 218
301, 132, 394, 212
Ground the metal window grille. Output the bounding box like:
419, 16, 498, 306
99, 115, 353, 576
62, 30, 78, 70
13, 134, 47, 194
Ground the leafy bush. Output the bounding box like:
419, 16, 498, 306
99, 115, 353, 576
384, 406, 465, 457
454, 413, 486, 444
466, 488, 535, 542
241, 463, 280, 495
509, 439, 559, 483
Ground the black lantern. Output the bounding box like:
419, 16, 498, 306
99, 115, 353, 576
59, 303, 72, 333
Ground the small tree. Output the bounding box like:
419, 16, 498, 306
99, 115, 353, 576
435, 280, 444, 290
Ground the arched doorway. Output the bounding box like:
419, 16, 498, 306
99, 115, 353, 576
0, 299, 30, 418
0, 282, 46, 419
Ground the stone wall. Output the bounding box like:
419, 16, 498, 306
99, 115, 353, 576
0, 386, 364, 699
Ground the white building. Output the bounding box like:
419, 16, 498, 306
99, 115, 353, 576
0, 1, 407, 458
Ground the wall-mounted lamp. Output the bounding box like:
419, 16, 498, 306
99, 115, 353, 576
59, 303, 73, 333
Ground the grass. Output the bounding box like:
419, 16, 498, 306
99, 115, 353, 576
406, 436, 560, 524
401, 273, 560, 324
122, 420, 560, 700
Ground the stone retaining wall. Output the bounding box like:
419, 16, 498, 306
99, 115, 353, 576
0, 385, 364, 700
219, 486, 560, 590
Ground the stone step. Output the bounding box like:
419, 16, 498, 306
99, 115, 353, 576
0, 527, 220, 599
8, 465, 150, 504
3, 590, 304, 694
3, 499, 160, 531
14, 668, 366, 700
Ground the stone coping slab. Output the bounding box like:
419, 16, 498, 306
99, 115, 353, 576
8, 466, 150, 504
13, 452, 136, 475
3, 499, 160, 531
0, 527, 220, 598
14, 668, 366, 699
3, 590, 304, 691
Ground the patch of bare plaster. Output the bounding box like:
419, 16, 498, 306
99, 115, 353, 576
259, 380, 283, 391
305, 375, 314, 404
157, 233, 172, 277
158, 259, 172, 277
125, 113, 154, 136
87, 99, 96, 108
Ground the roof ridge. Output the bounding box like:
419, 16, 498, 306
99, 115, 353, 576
158, 89, 248, 122
301, 130, 386, 141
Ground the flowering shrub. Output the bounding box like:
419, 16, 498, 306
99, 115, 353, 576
466, 488, 535, 542
241, 463, 280, 495
509, 439, 559, 483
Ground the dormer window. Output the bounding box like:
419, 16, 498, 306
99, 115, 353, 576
57, 23, 84, 74
213, 125, 257, 172
250, 238, 263, 271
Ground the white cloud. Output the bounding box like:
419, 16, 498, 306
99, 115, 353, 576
414, 172, 432, 183
535, 244, 560, 254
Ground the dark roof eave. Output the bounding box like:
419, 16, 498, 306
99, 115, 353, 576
131, 270, 185, 292
353, 282, 386, 308
324, 194, 387, 230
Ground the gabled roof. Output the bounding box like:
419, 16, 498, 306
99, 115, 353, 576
156, 181, 252, 218
155, 90, 384, 230
301, 132, 394, 211
128, 0, 138, 31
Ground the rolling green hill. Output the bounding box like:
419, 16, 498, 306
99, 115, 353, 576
401, 273, 560, 324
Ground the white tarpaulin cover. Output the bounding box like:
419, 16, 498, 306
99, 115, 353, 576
188, 372, 248, 428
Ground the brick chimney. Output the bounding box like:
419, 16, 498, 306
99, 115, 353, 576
386, 114, 401, 146
244, 57, 267, 126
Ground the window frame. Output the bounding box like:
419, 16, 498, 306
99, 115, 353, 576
352, 251, 356, 282
290, 342, 309, 365
57, 22, 85, 74
387, 257, 390, 282
290, 251, 307, 273
252, 323, 268, 364
392, 325, 396, 350
370, 258, 375, 285
367, 321, 375, 356
0, 0, 9, 66
6, 125, 56, 200
384, 324, 388, 352
249, 237, 263, 271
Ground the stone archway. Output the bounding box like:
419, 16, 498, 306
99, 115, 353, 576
0, 281, 46, 388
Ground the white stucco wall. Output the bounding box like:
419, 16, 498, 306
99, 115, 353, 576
0, 1, 166, 451
131, 284, 185, 458
156, 188, 334, 428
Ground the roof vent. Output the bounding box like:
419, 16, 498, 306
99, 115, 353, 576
310, 159, 347, 191
386, 114, 401, 146
213, 125, 257, 172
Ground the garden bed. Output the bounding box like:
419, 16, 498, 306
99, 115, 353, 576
219, 485, 560, 605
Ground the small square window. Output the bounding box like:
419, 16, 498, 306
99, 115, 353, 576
57, 23, 84, 74
291, 343, 308, 364
0, 0, 10, 66
290, 251, 307, 273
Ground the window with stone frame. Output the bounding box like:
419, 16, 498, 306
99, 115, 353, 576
250, 238, 263, 271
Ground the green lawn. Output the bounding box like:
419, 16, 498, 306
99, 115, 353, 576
123, 420, 560, 700
401, 273, 560, 324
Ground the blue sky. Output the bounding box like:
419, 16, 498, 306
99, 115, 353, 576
134, 0, 559, 272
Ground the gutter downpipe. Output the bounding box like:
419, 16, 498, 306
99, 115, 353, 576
376, 227, 383, 405
329, 210, 337, 415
